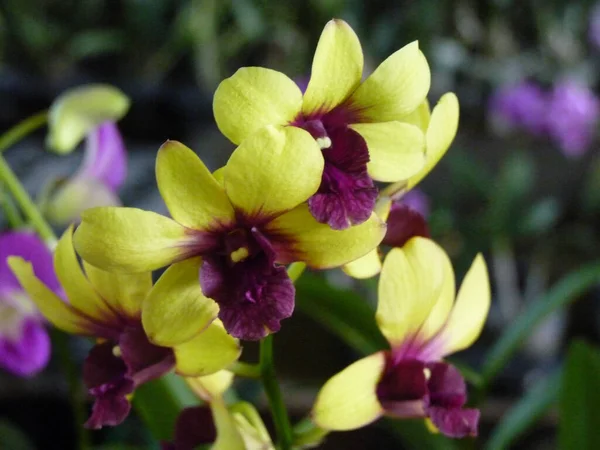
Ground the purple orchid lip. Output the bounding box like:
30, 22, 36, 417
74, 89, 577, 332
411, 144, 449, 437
382, 202, 430, 248
162, 406, 217, 450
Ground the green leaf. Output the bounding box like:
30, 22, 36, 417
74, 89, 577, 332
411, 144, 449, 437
481, 261, 600, 387
559, 340, 600, 450
294, 273, 387, 355
486, 369, 561, 450
385, 419, 457, 450
132, 372, 199, 442
0, 420, 35, 450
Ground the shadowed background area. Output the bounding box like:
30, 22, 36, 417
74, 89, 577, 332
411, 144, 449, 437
2, 1, 600, 449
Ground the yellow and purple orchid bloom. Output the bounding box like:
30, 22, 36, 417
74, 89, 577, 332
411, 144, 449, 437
73, 126, 385, 341
213, 19, 432, 230
343, 92, 460, 279
0, 231, 58, 377
8, 227, 240, 429
43, 84, 130, 225
313, 237, 491, 438
164, 371, 274, 450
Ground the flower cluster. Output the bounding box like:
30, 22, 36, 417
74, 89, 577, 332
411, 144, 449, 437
1, 18, 491, 446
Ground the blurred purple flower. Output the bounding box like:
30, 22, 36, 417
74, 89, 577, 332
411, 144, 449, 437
401, 189, 430, 218
489, 82, 548, 136
45, 121, 127, 225
545, 81, 600, 158
589, 3, 600, 50
0, 232, 59, 377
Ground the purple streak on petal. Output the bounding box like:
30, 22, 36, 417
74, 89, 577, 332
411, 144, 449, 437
488, 82, 548, 136
83, 341, 134, 429
0, 316, 50, 377
0, 231, 59, 295
200, 253, 295, 341
77, 122, 127, 191
308, 127, 377, 230
427, 407, 479, 438
382, 202, 430, 248
546, 80, 600, 158
118, 324, 175, 385
162, 406, 217, 450
401, 189, 430, 218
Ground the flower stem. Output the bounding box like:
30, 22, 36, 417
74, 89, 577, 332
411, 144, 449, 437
260, 334, 293, 450
229, 361, 261, 378
0, 110, 48, 154
0, 185, 24, 228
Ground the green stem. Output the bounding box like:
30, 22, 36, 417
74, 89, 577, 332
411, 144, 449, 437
0, 110, 48, 154
260, 335, 293, 450
0, 153, 54, 241
0, 185, 24, 228
228, 361, 261, 378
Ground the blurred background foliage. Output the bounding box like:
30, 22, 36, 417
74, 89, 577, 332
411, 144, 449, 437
2, 0, 600, 449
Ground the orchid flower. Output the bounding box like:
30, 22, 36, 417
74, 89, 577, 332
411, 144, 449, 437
214, 19, 434, 230
73, 126, 385, 341
0, 231, 57, 377
313, 237, 490, 438
164, 371, 274, 450
8, 227, 240, 429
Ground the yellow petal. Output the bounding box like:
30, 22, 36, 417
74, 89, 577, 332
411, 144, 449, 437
266, 204, 386, 269
173, 321, 241, 377
437, 254, 491, 356
156, 141, 235, 230
312, 352, 385, 431
186, 370, 234, 401
211, 399, 247, 450
377, 238, 446, 347
230, 402, 275, 449
213, 67, 302, 145
54, 226, 118, 324
7, 257, 96, 335
342, 249, 382, 279
350, 41, 430, 122
224, 125, 323, 218
350, 121, 425, 182
406, 93, 459, 190
83, 262, 152, 320
401, 99, 431, 132
74, 207, 191, 272
302, 19, 363, 115
47, 84, 130, 154
143, 257, 218, 347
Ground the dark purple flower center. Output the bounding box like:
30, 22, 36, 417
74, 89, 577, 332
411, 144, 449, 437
83, 325, 175, 429
162, 406, 217, 450
200, 227, 294, 341
376, 353, 479, 438
382, 202, 430, 248
292, 110, 377, 230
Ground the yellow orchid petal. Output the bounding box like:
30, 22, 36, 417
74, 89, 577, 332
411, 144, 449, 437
173, 321, 241, 377
47, 84, 130, 154
54, 226, 118, 324
342, 249, 382, 279
211, 399, 247, 450
156, 141, 235, 230
83, 261, 152, 320
406, 93, 459, 190
213, 67, 303, 145
302, 19, 363, 115
266, 204, 386, 269
437, 254, 491, 356
230, 402, 275, 449
377, 238, 446, 347
375, 197, 393, 221
186, 370, 234, 401
212, 166, 225, 185
143, 257, 218, 347
350, 121, 425, 182
401, 99, 431, 132
224, 125, 323, 218
350, 41, 430, 122
7, 257, 96, 335
417, 247, 456, 343
312, 352, 385, 431
74, 207, 191, 272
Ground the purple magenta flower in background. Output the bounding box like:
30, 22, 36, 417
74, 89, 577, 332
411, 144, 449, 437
401, 188, 430, 218
44, 121, 128, 225
488, 81, 548, 136
545, 80, 600, 158
0, 231, 59, 376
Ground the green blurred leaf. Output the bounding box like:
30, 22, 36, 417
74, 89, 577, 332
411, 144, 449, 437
385, 418, 457, 450
295, 273, 387, 355
0, 420, 34, 450
132, 372, 199, 442
67, 30, 126, 60
518, 197, 561, 237
559, 340, 600, 450
486, 369, 561, 450
481, 262, 600, 387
